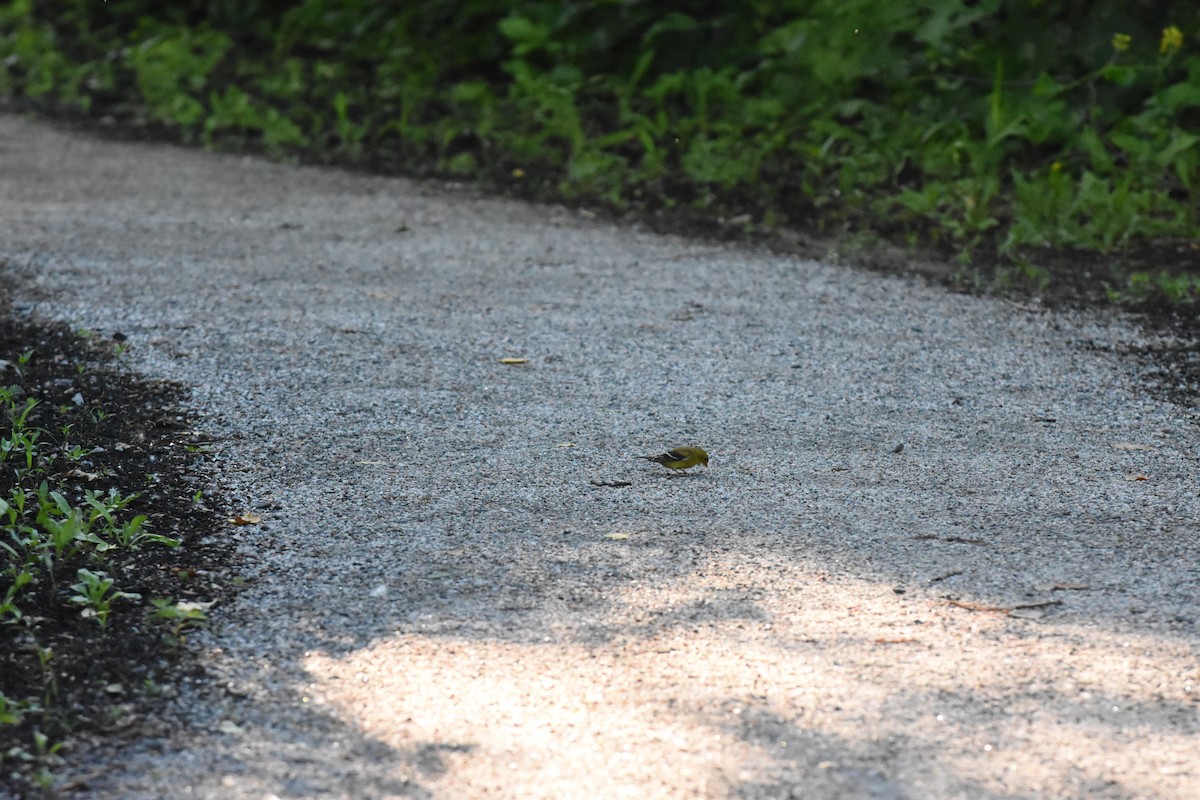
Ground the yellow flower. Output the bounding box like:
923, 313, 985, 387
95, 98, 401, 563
1112, 33, 1131, 52
1160, 26, 1183, 55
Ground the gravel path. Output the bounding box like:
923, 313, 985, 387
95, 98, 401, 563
2, 113, 1198, 799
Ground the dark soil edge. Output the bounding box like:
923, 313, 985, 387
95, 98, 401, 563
0, 260, 240, 799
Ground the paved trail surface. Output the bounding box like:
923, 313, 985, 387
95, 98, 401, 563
2, 114, 1198, 799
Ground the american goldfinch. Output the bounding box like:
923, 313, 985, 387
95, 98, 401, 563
639, 445, 709, 473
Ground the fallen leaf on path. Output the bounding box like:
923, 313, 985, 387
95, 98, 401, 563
229, 512, 262, 526
1124, 473, 1149, 481
499, 357, 529, 364
176, 600, 215, 613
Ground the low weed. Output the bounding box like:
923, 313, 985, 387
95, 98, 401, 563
150, 597, 210, 650
1, 325, 224, 793
68, 568, 142, 630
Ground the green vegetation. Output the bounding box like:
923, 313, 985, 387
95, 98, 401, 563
2, 1, 1197, 296
0, 321, 222, 794
1, 1, 1198, 300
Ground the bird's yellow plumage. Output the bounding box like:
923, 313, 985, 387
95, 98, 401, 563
639, 445, 709, 473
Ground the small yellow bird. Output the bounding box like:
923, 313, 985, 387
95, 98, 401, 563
639, 445, 709, 474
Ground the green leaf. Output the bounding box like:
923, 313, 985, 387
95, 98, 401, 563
1100, 64, 1138, 87
498, 16, 550, 56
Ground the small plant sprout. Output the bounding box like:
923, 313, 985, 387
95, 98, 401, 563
0, 691, 39, 726
1, 394, 46, 474
30, 728, 65, 790
69, 569, 142, 629
35, 646, 58, 707
7, 349, 35, 379
38, 496, 89, 559
81, 488, 179, 549
63, 443, 89, 462
0, 571, 33, 625
150, 598, 210, 649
